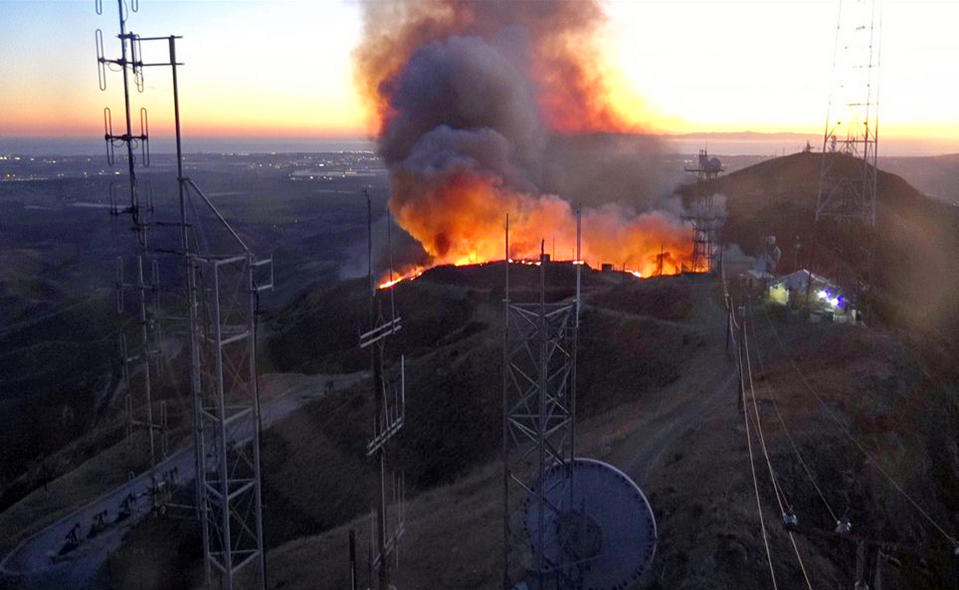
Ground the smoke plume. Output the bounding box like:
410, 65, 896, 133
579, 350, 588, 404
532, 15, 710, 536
355, 0, 692, 278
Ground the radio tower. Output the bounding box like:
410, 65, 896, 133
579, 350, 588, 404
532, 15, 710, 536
359, 188, 406, 590
682, 151, 725, 273
502, 211, 582, 589
97, 0, 163, 482
96, 2, 274, 588
816, 0, 882, 226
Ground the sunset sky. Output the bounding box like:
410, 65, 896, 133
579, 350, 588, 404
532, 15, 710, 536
1, 0, 958, 155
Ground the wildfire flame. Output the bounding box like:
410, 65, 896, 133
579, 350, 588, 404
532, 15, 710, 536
377, 179, 691, 289
378, 267, 426, 289
383, 169, 690, 285
357, 1, 696, 289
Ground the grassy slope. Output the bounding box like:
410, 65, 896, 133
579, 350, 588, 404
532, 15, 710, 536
259, 270, 702, 547
261, 286, 959, 590
58, 262, 959, 590
25, 154, 959, 588
694, 151, 959, 347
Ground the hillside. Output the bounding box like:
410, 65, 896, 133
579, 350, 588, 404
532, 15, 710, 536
256, 270, 959, 590
98, 268, 709, 589
7, 154, 959, 590
91, 256, 959, 590
246, 156, 959, 589
880, 154, 959, 206
683, 151, 959, 348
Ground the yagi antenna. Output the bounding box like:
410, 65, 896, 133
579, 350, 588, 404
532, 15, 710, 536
139, 107, 150, 166
95, 29, 106, 90
102, 107, 114, 165
94, 4, 274, 590
358, 185, 407, 590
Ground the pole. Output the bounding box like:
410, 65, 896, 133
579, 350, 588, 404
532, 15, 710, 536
116, 0, 156, 474
249, 253, 267, 590
535, 238, 547, 588
570, 208, 581, 506
367, 189, 388, 590
212, 263, 233, 590
387, 208, 395, 321
736, 304, 745, 411
725, 307, 731, 357
501, 215, 510, 590
349, 530, 358, 590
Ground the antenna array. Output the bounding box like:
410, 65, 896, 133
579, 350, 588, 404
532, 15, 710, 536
359, 188, 407, 590
682, 197, 724, 274
95, 2, 274, 588
816, 0, 881, 226
97, 0, 165, 488
682, 150, 725, 273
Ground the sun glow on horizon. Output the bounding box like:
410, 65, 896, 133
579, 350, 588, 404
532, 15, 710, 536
1, 1, 958, 154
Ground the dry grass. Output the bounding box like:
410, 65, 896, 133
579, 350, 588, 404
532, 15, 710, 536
262, 293, 959, 590
46, 269, 959, 590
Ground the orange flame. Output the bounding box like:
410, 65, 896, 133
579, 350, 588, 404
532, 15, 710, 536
382, 170, 691, 286
378, 267, 426, 289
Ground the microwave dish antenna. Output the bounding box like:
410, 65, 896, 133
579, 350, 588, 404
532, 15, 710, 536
518, 458, 657, 590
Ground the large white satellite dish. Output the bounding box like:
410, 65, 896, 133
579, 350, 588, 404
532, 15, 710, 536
522, 458, 657, 590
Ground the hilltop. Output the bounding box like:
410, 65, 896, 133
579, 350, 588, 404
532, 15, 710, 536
106, 259, 958, 589
243, 154, 959, 589
253, 259, 958, 590
682, 151, 959, 351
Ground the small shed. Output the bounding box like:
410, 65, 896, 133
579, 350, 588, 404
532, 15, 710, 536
767, 269, 852, 319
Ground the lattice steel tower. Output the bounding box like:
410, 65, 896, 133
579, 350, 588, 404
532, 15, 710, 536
682, 150, 725, 273
193, 229, 273, 590
816, 0, 882, 226
502, 212, 583, 589
95, 2, 273, 588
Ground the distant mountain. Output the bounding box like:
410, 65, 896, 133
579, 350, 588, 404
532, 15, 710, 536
879, 153, 959, 206
667, 131, 816, 141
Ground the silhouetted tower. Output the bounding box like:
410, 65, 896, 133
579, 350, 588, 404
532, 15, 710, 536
683, 150, 725, 273
97, 0, 163, 483
816, 0, 881, 226
360, 188, 406, 590
684, 149, 724, 183
193, 216, 273, 590
502, 211, 582, 589
96, 2, 273, 588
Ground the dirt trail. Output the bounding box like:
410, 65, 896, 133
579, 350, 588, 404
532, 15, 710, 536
605, 285, 738, 485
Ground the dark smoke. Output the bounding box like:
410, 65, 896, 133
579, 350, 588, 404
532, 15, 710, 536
355, 0, 682, 272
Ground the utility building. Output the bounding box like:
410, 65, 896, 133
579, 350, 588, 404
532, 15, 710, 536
766, 269, 859, 322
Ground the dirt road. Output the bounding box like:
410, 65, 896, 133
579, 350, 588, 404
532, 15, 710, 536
0, 371, 367, 589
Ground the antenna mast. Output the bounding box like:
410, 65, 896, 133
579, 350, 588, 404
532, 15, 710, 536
682, 149, 725, 273
360, 188, 406, 590
502, 211, 582, 589
816, 0, 881, 226
97, 0, 162, 480
95, 2, 274, 588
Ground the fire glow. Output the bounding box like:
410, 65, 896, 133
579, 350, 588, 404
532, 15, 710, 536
391, 182, 689, 277
357, 1, 696, 287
